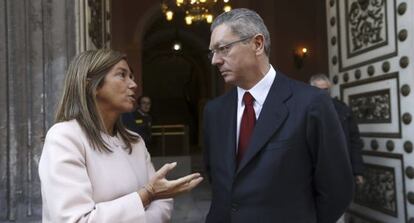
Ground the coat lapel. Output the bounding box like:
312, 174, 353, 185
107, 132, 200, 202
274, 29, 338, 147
236, 73, 292, 174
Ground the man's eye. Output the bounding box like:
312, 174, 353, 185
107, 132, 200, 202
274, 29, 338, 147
222, 45, 231, 51
218, 46, 226, 52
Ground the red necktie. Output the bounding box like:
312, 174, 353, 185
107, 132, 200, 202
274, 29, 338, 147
237, 92, 256, 164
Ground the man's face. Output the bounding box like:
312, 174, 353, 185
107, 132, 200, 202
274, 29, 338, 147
312, 79, 331, 90
139, 97, 151, 113
209, 24, 256, 88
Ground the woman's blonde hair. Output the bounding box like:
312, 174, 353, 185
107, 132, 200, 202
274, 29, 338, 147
55, 49, 139, 153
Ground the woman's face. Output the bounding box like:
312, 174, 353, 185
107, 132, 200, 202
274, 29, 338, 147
96, 59, 137, 116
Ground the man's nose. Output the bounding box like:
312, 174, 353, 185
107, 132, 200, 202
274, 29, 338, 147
211, 53, 223, 66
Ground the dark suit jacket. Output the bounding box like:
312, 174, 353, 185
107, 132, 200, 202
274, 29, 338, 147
332, 98, 364, 176
203, 72, 354, 223
122, 110, 152, 148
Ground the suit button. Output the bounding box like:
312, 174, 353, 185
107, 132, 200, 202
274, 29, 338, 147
231, 203, 238, 212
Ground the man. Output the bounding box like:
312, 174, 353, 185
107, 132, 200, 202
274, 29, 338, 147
122, 95, 152, 148
203, 8, 354, 223
310, 74, 365, 184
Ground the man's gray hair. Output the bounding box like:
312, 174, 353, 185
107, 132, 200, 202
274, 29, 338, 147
211, 8, 271, 57
309, 73, 331, 86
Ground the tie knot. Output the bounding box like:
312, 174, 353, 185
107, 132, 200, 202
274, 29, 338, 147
243, 92, 255, 106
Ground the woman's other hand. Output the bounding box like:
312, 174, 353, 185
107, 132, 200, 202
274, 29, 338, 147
138, 162, 203, 206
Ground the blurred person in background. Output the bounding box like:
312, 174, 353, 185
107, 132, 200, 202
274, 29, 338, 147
123, 95, 153, 148
309, 73, 365, 184
310, 73, 365, 223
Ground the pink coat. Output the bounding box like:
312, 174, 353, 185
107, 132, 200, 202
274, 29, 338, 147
39, 120, 172, 222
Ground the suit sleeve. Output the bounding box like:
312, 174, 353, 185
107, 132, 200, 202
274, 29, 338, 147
144, 150, 174, 223
202, 102, 212, 183
39, 124, 160, 223
306, 93, 354, 223
346, 108, 365, 175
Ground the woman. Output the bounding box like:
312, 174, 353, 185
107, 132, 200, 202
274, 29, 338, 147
38, 49, 203, 222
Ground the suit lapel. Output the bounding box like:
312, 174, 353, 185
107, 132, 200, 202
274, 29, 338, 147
236, 73, 292, 174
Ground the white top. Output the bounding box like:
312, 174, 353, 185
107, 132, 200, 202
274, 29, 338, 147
39, 119, 173, 223
236, 65, 276, 148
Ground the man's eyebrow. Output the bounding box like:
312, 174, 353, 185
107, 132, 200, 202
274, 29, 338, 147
209, 41, 226, 50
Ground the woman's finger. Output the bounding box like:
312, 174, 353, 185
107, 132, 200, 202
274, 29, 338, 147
155, 162, 177, 178
178, 177, 204, 193
170, 173, 202, 187
187, 177, 203, 189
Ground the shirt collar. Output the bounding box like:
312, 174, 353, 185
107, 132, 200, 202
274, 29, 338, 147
237, 65, 276, 106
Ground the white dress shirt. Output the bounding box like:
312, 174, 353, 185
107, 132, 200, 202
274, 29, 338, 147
236, 65, 276, 149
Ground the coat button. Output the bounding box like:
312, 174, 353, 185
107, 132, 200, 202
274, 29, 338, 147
231, 203, 238, 212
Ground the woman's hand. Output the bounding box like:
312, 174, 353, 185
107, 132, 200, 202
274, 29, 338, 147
138, 162, 203, 206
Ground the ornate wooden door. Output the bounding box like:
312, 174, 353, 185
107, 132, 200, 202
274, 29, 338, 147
326, 0, 414, 222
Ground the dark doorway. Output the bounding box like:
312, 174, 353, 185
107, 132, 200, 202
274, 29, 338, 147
141, 16, 214, 156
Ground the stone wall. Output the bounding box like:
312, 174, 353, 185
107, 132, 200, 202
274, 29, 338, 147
0, 0, 76, 221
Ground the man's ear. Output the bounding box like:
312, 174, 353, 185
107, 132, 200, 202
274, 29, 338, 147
253, 34, 265, 55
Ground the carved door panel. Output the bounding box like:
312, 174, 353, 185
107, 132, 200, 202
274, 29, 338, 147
326, 0, 414, 222
76, 0, 111, 52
